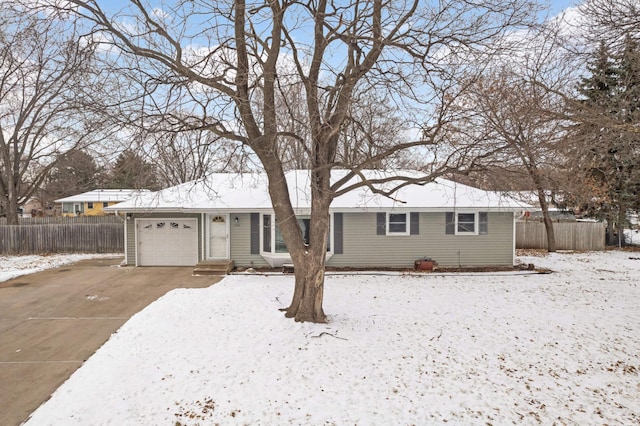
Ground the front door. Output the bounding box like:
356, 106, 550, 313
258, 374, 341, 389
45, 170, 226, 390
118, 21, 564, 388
209, 215, 228, 259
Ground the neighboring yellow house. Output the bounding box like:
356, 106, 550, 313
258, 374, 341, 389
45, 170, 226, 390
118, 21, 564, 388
56, 189, 149, 217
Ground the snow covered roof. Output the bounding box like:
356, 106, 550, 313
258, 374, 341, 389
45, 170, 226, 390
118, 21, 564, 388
55, 189, 150, 203
106, 170, 530, 213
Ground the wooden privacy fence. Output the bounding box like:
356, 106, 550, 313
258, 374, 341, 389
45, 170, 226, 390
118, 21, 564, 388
516, 221, 606, 251
0, 216, 123, 225
0, 222, 124, 255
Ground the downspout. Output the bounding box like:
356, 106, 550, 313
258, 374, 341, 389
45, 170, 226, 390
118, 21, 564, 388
201, 213, 205, 261
512, 211, 517, 266
121, 210, 128, 265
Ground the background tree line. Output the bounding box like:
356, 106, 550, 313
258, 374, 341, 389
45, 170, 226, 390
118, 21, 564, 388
439, 0, 639, 251
0, 0, 638, 320
3, 0, 638, 232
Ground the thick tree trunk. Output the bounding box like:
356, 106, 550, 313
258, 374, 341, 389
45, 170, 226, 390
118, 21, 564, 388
285, 255, 327, 323
257, 159, 330, 323
284, 170, 332, 323
5, 186, 20, 225
284, 205, 331, 322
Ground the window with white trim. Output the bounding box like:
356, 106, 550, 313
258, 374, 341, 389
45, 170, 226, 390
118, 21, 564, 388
446, 212, 488, 235
457, 213, 476, 233
261, 214, 330, 254
387, 213, 408, 235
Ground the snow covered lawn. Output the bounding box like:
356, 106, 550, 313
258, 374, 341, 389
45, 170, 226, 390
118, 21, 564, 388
25, 251, 640, 425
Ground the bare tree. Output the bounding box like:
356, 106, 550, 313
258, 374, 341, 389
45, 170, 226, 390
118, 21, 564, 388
273, 77, 312, 170
274, 81, 413, 170
578, 0, 639, 48
452, 29, 575, 250
453, 71, 569, 251
53, 0, 536, 322
543, 0, 640, 245
337, 92, 412, 169
146, 131, 250, 186
0, 2, 112, 224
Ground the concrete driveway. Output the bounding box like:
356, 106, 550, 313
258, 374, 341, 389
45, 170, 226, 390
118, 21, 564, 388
0, 257, 221, 426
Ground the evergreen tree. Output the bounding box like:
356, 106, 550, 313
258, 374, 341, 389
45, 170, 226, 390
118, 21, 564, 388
578, 41, 619, 105
570, 39, 640, 245
107, 150, 160, 190
616, 36, 640, 217
43, 150, 102, 205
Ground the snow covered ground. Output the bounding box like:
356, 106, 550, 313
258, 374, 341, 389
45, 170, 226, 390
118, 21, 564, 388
0, 254, 118, 283
19, 250, 640, 425
625, 228, 640, 245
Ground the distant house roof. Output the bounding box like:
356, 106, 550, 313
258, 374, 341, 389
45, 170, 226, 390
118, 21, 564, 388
55, 189, 149, 203
107, 170, 530, 213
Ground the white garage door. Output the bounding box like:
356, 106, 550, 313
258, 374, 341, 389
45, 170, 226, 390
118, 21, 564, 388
136, 218, 198, 266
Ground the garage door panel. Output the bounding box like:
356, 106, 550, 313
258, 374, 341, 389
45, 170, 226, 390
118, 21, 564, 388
137, 219, 198, 266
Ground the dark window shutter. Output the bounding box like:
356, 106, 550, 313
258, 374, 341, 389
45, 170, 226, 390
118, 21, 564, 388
410, 212, 419, 235
445, 212, 455, 235
479, 212, 488, 234
250, 213, 260, 254
334, 213, 343, 254
376, 212, 386, 235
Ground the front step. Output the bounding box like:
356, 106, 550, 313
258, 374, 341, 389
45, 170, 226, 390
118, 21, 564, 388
193, 260, 235, 275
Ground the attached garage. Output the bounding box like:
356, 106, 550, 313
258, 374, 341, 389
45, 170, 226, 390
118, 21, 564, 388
136, 218, 198, 266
